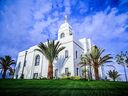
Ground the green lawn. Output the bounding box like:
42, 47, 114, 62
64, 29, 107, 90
0, 80, 128, 96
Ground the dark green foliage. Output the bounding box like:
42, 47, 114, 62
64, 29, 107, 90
79, 45, 113, 80
0, 55, 15, 79
107, 70, 120, 81
37, 40, 65, 64
36, 40, 65, 79
0, 80, 128, 96
116, 51, 128, 81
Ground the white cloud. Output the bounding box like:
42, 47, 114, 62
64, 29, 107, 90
34, 2, 52, 20
70, 8, 128, 54
63, 0, 71, 15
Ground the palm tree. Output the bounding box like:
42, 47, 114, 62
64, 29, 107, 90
0, 56, 15, 79
108, 70, 120, 81
37, 40, 65, 79
83, 46, 113, 80
79, 54, 92, 79
116, 51, 128, 82
9, 68, 15, 79
82, 67, 87, 79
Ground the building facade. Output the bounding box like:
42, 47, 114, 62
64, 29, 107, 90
14, 16, 92, 79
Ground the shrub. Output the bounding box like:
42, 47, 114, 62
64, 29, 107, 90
70, 76, 81, 80
107, 70, 120, 81
60, 76, 81, 80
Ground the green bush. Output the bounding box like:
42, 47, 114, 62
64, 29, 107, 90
70, 76, 81, 80
60, 76, 81, 80
60, 76, 68, 79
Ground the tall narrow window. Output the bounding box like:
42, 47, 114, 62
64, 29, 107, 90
76, 68, 79, 76
24, 60, 26, 67
35, 55, 40, 66
65, 50, 68, 58
60, 33, 65, 38
55, 69, 58, 77
33, 73, 38, 79
65, 68, 69, 75
76, 51, 77, 59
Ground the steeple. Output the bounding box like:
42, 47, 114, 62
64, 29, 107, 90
58, 15, 73, 40
64, 15, 68, 23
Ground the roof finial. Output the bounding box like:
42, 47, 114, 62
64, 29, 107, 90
64, 15, 68, 23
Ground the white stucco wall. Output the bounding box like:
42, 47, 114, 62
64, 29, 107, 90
14, 18, 93, 79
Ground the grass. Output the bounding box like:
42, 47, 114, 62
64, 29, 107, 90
0, 80, 128, 96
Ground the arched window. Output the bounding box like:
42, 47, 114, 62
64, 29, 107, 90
65, 50, 68, 58
76, 51, 77, 59
60, 33, 65, 38
35, 55, 40, 66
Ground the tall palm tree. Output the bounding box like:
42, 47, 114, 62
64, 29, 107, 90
84, 46, 113, 80
79, 54, 92, 79
9, 68, 15, 79
116, 51, 128, 82
37, 40, 65, 79
0, 56, 15, 79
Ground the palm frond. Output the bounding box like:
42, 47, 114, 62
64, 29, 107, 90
36, 40, 65, 64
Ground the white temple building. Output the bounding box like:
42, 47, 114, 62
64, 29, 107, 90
14, 16, 93, 79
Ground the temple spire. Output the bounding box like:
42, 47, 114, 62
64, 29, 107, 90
64, 15, 68, 23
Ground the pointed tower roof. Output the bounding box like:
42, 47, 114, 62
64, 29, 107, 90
58, 15, 73, 40
59, 15, 72, 29
64, 15, 68, 23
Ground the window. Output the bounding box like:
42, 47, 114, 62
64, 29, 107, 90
33, 73, 38, 79
24, 60, 26, 67
69, 32, 72, 35
65, 68, 69, 75
55, 69, 58, 77
76, 51, 77, 59
65, 50, 68, 58
76, 68, 79, 76
35, 55, 40, 66
60, 33, 65, 38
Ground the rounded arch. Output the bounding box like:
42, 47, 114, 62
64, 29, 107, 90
60, 33, 65, 38
35, 55, 40, 66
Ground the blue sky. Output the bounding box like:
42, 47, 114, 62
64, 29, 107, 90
0, 0, 128, 59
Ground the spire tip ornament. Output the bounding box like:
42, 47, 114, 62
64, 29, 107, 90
64, 15, 68, 23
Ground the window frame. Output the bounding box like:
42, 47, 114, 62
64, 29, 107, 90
76, 68, 79, 76
65, 68, 69, 75
35, 55, 40, 66
76, 51, 78, 59
65, 50, 69, 58
33, 73, 38, 79
60, 33, 65, 38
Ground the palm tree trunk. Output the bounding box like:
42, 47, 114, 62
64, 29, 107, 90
94, 64, 99, 80
84, 67, 86, 79
89, 65, 92, 80
48, 62, 53, 79
113, 78, 115, 81
123, 65, 128, 82
2, 69, 7, 79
